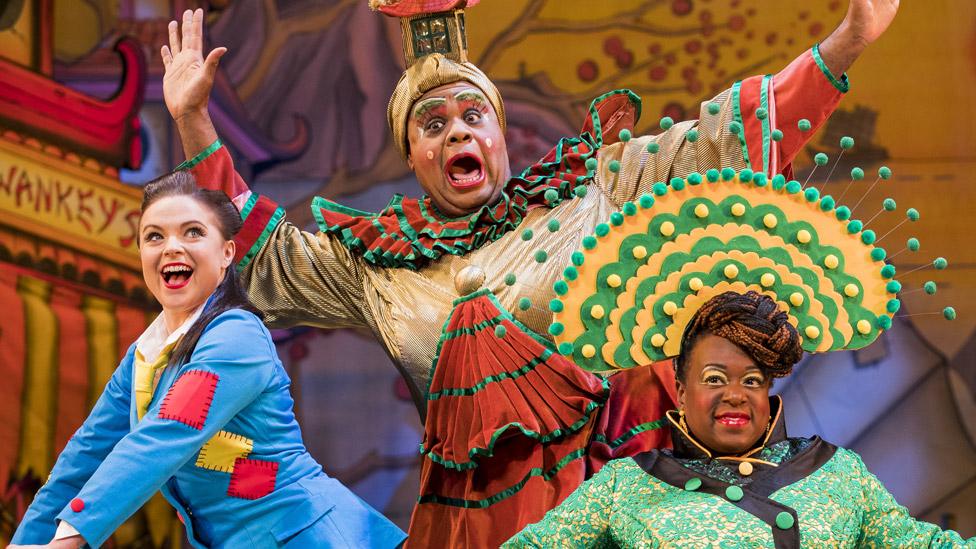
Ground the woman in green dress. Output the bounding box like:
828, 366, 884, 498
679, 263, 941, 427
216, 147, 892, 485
505, 291, 974, 548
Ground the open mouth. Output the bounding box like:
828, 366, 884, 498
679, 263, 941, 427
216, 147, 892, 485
161, 262, 194, 290
715, 412, 751, 428
444, 153, 486, 189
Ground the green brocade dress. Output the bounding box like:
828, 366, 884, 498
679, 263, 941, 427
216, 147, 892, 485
505, 398, 974, 548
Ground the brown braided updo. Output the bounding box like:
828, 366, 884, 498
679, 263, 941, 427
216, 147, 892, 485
675, 291, 803, 381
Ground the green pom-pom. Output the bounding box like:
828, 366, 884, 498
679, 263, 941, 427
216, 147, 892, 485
574, 185, 588, 198
879, 166, 892, 180
585, 157, 598, 171
582, 236, 597, 249
840, 136, 855, 150
729, 121, 742, 135
653, 182, 668, 196
548, 322, 565, 336
535, 249, 549, 263
670, 177, 686, 191
814, 152, 829, 166
639, 194, 655, 209
881, 264, 897, 279
646, 142, 660, 154
548, 219, 561, 232
886, 299, 901, 313
707, 102, 720, 115
504, 273, 517, 286
571, 251, 585, 266
610, 212, 624, 226
851, 167, 864, 180
772, 174, 787, 190
706, 169, 720, 183
835, 206, 851, 220
907, 208, 920, 221
786, 181, 802, 194
595, 223, 610, 237
871, 247, 887, 261
944, 307, 957, 320
563, 266, 578, 280
686, 129, 699, 142
739, 168, 754, 182
721, 167, 736, 181
924, 281, 937, 295
688, 172, 703, 185
820, 195, 835, 211
558, 342, 574, 355
553, 280, 568, 295
549, 298, 564, 312
883, 198, 897, 211
518, 297, 531, 311
494, 324, 507, 338
608, 160, 621, 173
521, 229, 534, 241
798, 119, 812, 131
622, 201, 638, 216
755, 107, 768, 120
861, 230, 876, 244
804, 187, 820, 202
847, 219, 863, 233
934, 257, 948, 270
876, 315, 893, 330
618, 129, 632, 142
907, 237, 920, 251
752, 173, 767, 186
660, 116, 674, 130
544, 188, 559, 204
886, 280, 902, 293
772, 129, 784, 142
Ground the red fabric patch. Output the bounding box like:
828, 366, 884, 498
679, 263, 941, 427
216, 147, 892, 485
227, 458, 278, 500
70, 498, 85, 512
158, 370, 219, 430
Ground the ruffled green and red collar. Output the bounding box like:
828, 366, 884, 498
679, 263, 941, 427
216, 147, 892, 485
312, 89, 641, 270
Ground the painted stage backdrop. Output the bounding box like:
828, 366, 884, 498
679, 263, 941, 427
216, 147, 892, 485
1, 0, 974, 545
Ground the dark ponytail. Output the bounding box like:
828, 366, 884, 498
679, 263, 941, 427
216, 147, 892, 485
141, 171, 263, 369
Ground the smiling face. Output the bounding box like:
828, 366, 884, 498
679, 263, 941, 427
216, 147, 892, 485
676, 333, 772, 455
140, 195, 235, 328
406, 83, 511, 217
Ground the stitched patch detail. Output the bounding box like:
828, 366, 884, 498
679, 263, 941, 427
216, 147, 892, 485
227, 458, 278, 500
196, 430, 254, 473
158, 370, 219, 430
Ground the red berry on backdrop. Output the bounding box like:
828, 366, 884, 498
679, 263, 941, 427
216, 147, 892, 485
766, 32, 778, 45
809, 22, 824, 38
649, 65, 668, 81
737, 48, 749, 60
577, 60, 599, 82
671, 0, 693, 16
665, 52, 677, 65
685, 39, 702, 54
728, 15, 746, 31
604, 36, 624, 55
649, 42, 662, 55
699, 10, 712, 22
662, 102, 686, 123
616, 50, 634, 69
686, 80, 703, 94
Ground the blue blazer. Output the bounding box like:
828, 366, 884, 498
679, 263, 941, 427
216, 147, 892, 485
12, 309, 406, 548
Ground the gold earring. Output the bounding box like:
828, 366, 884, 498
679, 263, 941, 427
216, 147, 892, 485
678, 408, 688, 431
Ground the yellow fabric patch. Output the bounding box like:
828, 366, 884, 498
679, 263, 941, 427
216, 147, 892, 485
195, 431, 254, 473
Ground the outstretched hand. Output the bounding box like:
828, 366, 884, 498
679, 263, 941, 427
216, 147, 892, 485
161, 8, 226, 123
842, 0, 899, 46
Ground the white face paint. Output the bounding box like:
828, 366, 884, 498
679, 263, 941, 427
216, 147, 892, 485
486, 137, 493, 149
426, 150, 434, 160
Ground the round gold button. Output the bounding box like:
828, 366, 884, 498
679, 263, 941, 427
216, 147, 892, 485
738, 461, 754, 476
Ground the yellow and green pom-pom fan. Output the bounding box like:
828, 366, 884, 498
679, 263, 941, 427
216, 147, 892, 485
550, 168, 899, 372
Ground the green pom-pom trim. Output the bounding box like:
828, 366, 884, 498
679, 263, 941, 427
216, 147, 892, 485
934, 257, 948, 270
558, 342, 574, 355
883, 198, 896, 211
752, 173, 767, 186
886, 280, 902, 294
944, 307, 957, 320
504, 273, 517, 286
886, 299, 901, 313
847, 219, 863, 233
610, 212, 624, 226
660, 116, 674, 130
618, 129, 632, 142
840, 136, 855, 150
879, 166, 892, 180
881, 264, 896, 279
639, 194, 655, 209
772, 174, 787, 190
686, 129, 699, 142
548, 219, 561, 232
549, 298, 564, 312
571, 251, 585, 266
574, 185, 588, 198
739, 168, 754, 182
835, 206, 851, 220
907, 238, 920, 251
622, 201, 638, 216
563, 266, 578, 280
544, 189, 559, 203
688, 172, 703, 185
585, 157, 598, 171
924, 281, 937, 295
755, 107, 768, 120
521, 229, 534, 241
535, 249, 549, 263
804, 187, 820, 202
582, 236, 597, 249
870, 247, 886, 261
706, 169, 720, 183
721, 167, 736, 181
772, 129, 784, 142
518, 297, 531, 311
907, 208, 920, 221
820, 195, 835, 211
798, 119, 812, 131
729, 121, 742, 135
876, 315, 893, 330
646, 142, 660, 154
851, 167, 864, 180
608, 160, 621, 173
494, 324, 507, 338
814, 152, 828, 166
707, 102, 720, 115
653, 182, 668, 196
595, 223, 610, 237
861, 230, 876, 244
670, 177, 686, 191
553, 280, 568, 295
548, 322, 565, 336
786, 181, 802, 194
